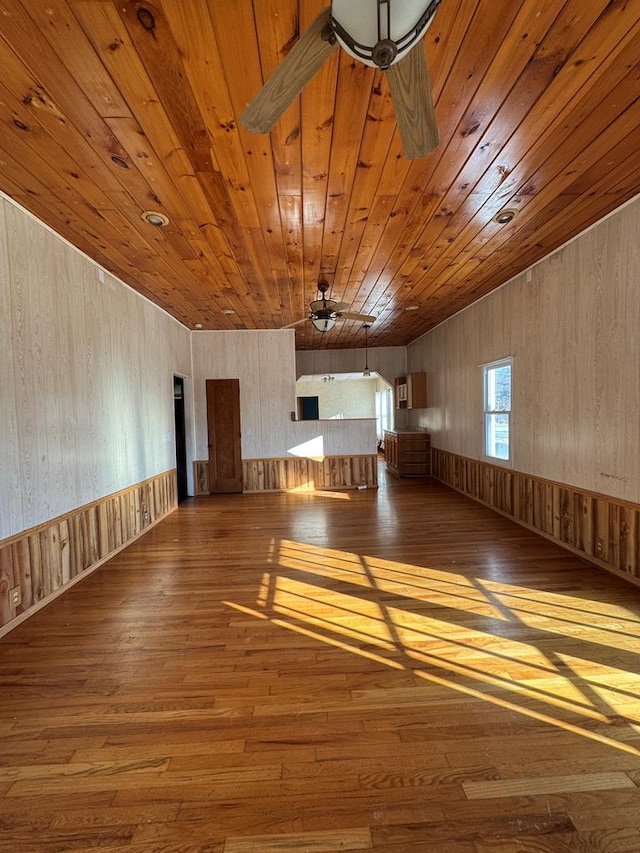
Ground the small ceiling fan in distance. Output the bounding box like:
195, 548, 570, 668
284, 282, 376, 333
241, 0, 442, 160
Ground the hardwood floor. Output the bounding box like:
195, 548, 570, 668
2, 469, 640, 852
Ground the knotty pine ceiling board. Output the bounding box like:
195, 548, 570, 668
0, 0, 639, 348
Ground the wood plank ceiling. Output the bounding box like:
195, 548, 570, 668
0, 0, 639, 349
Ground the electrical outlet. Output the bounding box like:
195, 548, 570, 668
9, 586, 21, 607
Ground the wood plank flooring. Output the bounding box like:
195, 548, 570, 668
2, 469, 640, 852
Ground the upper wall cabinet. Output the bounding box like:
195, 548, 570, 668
394, 372, 427, 409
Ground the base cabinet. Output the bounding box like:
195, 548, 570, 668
384, 430, 431, 477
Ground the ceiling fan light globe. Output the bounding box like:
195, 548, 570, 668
312, 316, 336, 333
331, 0, 439, 68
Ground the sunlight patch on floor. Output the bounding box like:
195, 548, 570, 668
223, 537, 640, 758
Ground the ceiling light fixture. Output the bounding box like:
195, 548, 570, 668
493, 208, 517, 224
194, 323, 203, 329
312, 316, 336, 333
141, 210, 169, 227
405, 305, 419, 311
362, 324, 371, 377
241, 1, 442, 160
221, 309, 235, 316
330, 0, 441, 69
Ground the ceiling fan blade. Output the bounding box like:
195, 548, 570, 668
332, 301, 351, 312
241, 7, 337, 133
386, 42, 439, 159
337, 312, 377, 323
281, 318, 308, 328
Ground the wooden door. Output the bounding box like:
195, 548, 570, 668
205, 379, 242, 493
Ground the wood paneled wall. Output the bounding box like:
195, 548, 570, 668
288, 418, 377, 457
192, 330, 298, 462
192, 331, 380, 463
407, 195, 640, 506
1, 194, 192, 541
0, 471, 177, 633
433, 449, 639, 585
194, 455, 378, 495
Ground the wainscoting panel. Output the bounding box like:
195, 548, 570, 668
193, 455, 378, 495
0, 470, 177, 632
322, 454, 379, 491
242, 458, 323, 493
432, 449, 640, 585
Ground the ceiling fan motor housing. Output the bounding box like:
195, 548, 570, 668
330, 0, 442, 69
310, 282, 336, 315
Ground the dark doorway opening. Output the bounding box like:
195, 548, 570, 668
173, 376, 188, 503
297, 395, 319, 420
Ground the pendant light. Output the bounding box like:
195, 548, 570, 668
362, 324, 371, 377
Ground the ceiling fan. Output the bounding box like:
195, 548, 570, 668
241, 0, 442, 160
284, 282, 376, 333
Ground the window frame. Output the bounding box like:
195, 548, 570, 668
375, 386, 392, 440
482, 357, 513, 465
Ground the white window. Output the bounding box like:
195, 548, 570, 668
483, 358, 512, 461
375, 388, 392, 440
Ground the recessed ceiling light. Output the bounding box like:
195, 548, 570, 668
405, 305, 419, 311
111, 155, 129, 169
194, 323, 203, 329
493, 208, 517, 224
141, 210, 169, 227
221, 309, 235, 316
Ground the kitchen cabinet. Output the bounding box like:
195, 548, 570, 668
384, 429, 431, 477
394, 372, 427, 409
